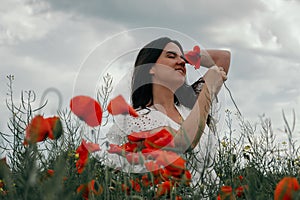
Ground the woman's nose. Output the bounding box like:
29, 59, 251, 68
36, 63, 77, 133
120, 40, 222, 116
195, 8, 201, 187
177, 56, 186, 66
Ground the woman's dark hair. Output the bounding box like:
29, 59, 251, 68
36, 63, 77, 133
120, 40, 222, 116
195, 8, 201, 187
131, 37, 197, 109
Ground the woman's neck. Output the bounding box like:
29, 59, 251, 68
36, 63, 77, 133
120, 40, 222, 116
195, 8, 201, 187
152, 84, 175, 110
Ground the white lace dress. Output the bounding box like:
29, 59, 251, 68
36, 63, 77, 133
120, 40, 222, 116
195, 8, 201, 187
105, 104, 219, 186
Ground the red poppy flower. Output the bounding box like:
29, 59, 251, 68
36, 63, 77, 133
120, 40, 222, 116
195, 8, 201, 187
47, 169, 55, 177
45, 116, 63, 140
274, 177, 300, 200
107, 142, 138, 156
235, 185, 248, 198
181, 170, 192, 186
127, 131, 151, 142
160, 168, 183, 181
107, 95, 138, 117
219, 185, 234, 200
82, 139, 101, 153
130, 179, 141, 192
125, 152, 144, 165
75, 139, 100, 174
184, 45, 201, 69
142, 148, 162, 159
77, 179, 103, 200
70, 95, 102, 127
141, 174, 151, 187
144, 129, 175, 149
156, 181, 173, 197
156, 150, 185, 170
24, 115, 52, 145
107, 144, 125, 155
144, 160, 162, 176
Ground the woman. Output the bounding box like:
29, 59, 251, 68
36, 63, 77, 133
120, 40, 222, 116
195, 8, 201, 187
106, 37, 230, 186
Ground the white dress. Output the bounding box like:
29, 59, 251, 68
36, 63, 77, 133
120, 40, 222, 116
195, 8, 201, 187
105, 104, 219, 187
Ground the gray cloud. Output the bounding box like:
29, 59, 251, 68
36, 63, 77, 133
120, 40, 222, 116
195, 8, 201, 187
1, 0, 300, 145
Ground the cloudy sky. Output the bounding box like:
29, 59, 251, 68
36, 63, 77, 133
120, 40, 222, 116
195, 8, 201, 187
1, 0, 300, 143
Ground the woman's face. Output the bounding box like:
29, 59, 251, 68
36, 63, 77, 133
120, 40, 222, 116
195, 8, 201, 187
150, 42, 186, 90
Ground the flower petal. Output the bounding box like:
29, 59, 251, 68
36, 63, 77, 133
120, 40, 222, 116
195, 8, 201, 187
70, 95, 102, 127
127, 131, 151, 142
107, 95, 138, 117
82, 139, 101, 153
144, 129, 174, 149
274, 177, 300, 200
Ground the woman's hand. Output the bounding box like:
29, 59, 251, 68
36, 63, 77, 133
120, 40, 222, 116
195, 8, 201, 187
203, 66, 227, 99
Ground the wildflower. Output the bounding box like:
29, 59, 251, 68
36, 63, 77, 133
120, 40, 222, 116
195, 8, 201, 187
107, 95, 139, 117
218, 185, 234, 200
107, 142, 138, 156
47, 169, 55, 177
181, 170, 192, 186
235, 185, 248, 197
70, 95, 102, 127
144, 128, 175, 149
77, 179, 103, 200
156, 150, 186, 170
184, 45, 201, 69
127, 131, 151, 142
274, 177, 300, 200
238, 175, 243, 181
243, 145, 251, 151
24, 115, 51, 145
75, 139, 101, 174
221, 140, 227, 147
125, 152, 145, 165
45, 116, 63, 139
156, 181, 173, 198
121, 179, 141, 194
144, 160, 162, 176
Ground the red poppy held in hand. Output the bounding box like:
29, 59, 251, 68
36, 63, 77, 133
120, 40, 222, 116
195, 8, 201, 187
184, 45, 201, 69
107, 95, 139, 117
70, 95, 103, 127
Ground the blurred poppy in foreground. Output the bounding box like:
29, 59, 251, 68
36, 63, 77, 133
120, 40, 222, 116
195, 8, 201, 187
24, 115, 51, 145
107, 95, 139, 117
45, 116, 63, 139
184, 45, 201, 69
70, 95, 102, 127
274, 177, 300, 200
24, 115, 63, 145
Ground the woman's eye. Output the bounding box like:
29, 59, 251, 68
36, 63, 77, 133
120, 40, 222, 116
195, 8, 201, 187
167, 55, 175, 58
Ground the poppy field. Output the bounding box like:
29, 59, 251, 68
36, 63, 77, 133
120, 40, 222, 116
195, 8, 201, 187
1, 74, 300, 200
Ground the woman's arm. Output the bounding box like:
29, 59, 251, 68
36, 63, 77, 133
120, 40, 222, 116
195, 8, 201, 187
201, 49, 231, 74
148, 50, 231, 152
149, 65, 228, 153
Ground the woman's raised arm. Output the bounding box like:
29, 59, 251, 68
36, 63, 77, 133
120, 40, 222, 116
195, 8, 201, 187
201, 49, 231, 74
